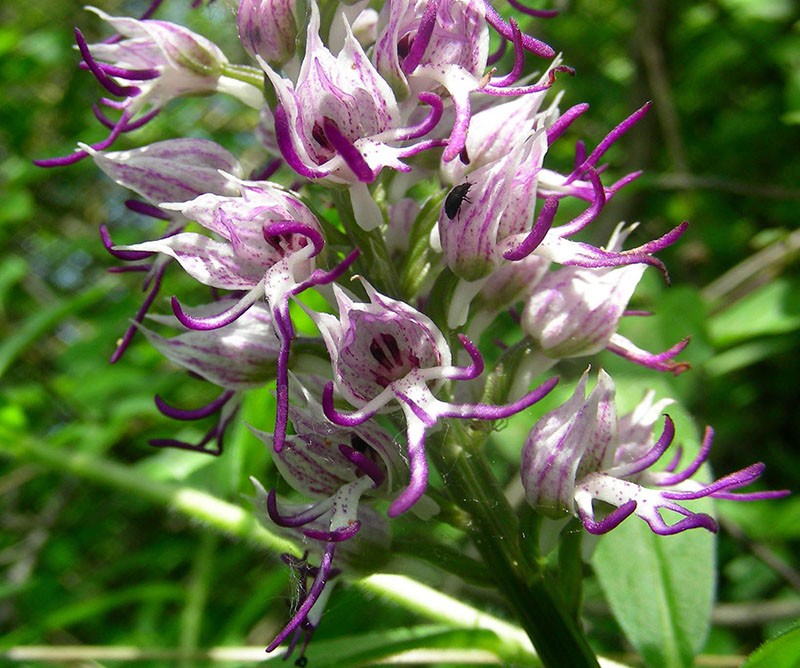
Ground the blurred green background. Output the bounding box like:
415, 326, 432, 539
1, 0, 798, 665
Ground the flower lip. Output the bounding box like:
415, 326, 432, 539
336, 308, 444, 402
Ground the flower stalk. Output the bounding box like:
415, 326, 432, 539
429, 422, 601, 668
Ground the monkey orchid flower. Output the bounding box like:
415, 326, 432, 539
521, 224, 691, 374
115, 180, 358, 455
250, 382, 398, 663
307, 278, 557, 516
521, 370, 789, 535
35, 8, 261, 168
261, 1, 445, 193
139, 300, 281, 455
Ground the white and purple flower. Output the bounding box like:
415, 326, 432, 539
308, 277, 557, 516
116, 180, 358, 454
35, 8, 262, 167
262, 1, 445, 189
140, 300, 282, 455
521, 370, 788, 535
250, 381, 399, 662
521, 224, 690, 373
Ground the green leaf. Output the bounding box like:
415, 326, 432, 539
708, 278, 800, 348
300, 625, 511, 668
741, 623, 800, 668
592, 514, 716, 668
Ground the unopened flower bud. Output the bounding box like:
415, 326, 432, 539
521, 263, 647, 360
237, 0, 299, 68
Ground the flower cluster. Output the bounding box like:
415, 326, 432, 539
38, 0, 785, 663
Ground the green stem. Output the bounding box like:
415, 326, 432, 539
4, 434, 299, 557
220, 63, 265, 89
331, 189, 402, 297
429, 423, 600, 668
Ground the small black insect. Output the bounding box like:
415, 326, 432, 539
444, 181, 473, 220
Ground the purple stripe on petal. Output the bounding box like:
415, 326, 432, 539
321, 118, 374, 183
401, 0, 439, 75
504, 196, 559, 261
